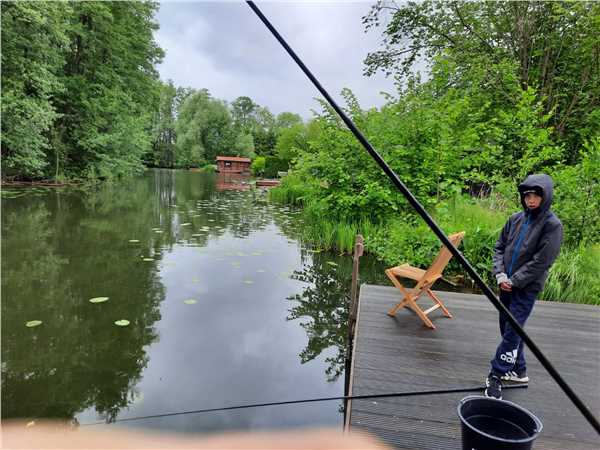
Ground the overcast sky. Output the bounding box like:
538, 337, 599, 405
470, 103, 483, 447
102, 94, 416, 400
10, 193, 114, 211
154, 1, 398, 119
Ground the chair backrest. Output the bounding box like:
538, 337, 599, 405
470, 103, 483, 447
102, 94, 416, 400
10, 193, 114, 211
417, 231, 465, 288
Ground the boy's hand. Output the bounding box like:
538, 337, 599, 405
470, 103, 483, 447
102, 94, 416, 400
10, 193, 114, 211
500, 282, 512, 292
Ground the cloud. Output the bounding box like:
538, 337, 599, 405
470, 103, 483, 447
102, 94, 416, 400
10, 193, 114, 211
154, 1, 397, 119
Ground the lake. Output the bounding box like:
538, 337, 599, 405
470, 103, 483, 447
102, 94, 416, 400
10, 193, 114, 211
1, 169, 388, 434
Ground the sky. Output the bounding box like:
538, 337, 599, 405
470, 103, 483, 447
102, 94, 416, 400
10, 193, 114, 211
154, 1, 399, 119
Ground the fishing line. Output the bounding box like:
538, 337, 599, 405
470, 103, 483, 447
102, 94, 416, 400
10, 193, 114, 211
81, 384, 527, 426
246, 1, 599, 434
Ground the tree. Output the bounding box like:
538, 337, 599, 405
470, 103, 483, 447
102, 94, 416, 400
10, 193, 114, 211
54, 1, 164, 179
1, 1, 70, 179
233, 133, 255, 158
276, 123, 308, 165
252, 106, 277, 155
230, 96, 257, 132
275, 112, 303, 131
174, 89, 235, 167
363, 1, 600, 159
1, 1, 165, 181
149, 80, 178, 167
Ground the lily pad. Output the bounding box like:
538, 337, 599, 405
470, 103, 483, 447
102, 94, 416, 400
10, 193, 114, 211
183, 299, 197, 305
25, 320, 42, 328
114, 319, 130, 327
128, 239, 140, 243
142, 258, 154, 262
89, 297, 109, 304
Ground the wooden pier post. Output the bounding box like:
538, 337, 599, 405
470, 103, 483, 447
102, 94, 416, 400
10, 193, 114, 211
344, 235, 364, 427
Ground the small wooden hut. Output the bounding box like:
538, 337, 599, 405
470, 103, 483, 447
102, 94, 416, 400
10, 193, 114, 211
215, 156, 251, 174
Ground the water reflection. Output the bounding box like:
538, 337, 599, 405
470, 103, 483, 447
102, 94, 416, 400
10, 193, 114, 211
1, 180, 164, 423
1, 169, 387, 431
287, 252, 352, 382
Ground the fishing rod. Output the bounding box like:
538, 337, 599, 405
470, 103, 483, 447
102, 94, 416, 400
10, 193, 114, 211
246, 1, 600, 435
81, 384, 527, 426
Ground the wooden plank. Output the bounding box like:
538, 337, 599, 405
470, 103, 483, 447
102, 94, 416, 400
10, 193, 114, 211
349, 284, 600, 449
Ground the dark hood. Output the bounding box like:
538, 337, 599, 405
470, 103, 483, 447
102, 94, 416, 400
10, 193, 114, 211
518, 173, 554, 215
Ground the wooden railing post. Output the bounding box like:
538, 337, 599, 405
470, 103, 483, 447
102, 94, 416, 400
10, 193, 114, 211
344, 234, 364, 428
349, 234, 364, 338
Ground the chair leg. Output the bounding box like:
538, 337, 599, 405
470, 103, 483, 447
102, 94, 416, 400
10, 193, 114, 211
427, 288, 452, 318
385, 269, 410, 316
407, 299, 436, 329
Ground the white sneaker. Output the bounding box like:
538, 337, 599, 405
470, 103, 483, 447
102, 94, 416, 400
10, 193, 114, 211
501, 371, 529, 383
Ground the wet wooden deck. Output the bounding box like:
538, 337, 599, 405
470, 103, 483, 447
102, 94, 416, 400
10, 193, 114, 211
347, 284, 600, 450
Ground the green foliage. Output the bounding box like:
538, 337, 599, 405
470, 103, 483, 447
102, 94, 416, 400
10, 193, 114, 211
363, 0, 600, 162
275, 112, 303, 130
174, 89, 234, 168
1, 1, 70, 179
540, 245, 600, 304
199, 164, 216, 173
366, 196, 506, 281
269, 172, 313, 206
234, 132, 255, 158
276, 123, 308, 165
148, 80, 178, 167
550, 138, 600, 246
251, 156, 266, 176
264, 156, 289, 178
1, 0, 164, 181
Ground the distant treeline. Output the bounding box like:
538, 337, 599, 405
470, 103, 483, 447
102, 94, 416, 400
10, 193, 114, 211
151, 84, 319, 178
1, 1, 311, 181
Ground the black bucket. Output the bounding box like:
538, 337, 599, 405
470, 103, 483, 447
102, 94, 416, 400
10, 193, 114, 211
457, 396, 542, 450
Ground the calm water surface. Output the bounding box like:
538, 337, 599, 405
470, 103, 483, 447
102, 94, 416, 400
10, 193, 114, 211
1, 170, 388, 433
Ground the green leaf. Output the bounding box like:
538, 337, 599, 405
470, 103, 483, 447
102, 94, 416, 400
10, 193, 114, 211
114, 319, 130, 327
89, 297, 109, 303
25, 320, 43, 328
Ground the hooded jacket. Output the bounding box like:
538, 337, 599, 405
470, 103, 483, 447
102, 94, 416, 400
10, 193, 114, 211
492, 174, 563, 293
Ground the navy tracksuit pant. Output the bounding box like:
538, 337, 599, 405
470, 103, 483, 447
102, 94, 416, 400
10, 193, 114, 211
490, 288, 537, 376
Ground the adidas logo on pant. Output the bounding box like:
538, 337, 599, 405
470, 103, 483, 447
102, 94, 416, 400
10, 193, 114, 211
500, 349, 518, 364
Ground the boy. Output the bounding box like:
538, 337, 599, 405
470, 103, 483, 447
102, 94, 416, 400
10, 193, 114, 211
485, 174, 563, 399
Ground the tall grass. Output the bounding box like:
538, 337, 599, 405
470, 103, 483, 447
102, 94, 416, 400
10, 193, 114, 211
300, 220, 380, 254
269, 173, 311, 206
539, 245, 600, 304
271, 180, 599, 304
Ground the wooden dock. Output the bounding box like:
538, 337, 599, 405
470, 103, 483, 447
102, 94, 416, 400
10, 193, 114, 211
347, 284, 600, 449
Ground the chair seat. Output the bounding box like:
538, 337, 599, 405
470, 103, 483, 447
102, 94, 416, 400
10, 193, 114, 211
390, 264, 426, 280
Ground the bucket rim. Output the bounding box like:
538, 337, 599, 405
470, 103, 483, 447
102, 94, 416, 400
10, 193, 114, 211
457, 395, 543, 444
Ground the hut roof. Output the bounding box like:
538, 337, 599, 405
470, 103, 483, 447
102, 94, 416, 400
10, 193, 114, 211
216, 156, 251, 163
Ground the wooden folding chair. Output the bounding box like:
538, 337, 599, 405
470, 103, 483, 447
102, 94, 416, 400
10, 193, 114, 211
385, 231, 465, 329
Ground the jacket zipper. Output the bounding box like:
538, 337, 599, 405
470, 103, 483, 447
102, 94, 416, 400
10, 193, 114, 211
507, 215, 531, 277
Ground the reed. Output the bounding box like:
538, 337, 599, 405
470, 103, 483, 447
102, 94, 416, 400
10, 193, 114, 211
271, 184, 598, 304
539, 245, 600, 304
